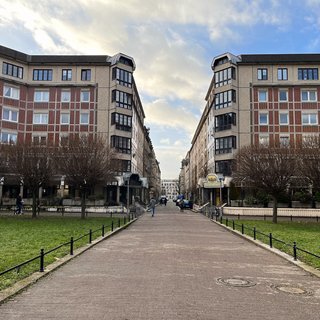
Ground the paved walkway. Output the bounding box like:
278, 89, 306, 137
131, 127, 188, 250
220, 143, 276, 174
0, 203, 320, 319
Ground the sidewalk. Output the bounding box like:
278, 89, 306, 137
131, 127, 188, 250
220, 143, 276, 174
0, 203, 319, 319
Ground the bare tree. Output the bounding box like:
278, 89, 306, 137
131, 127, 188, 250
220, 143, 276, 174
0, 144, 11, 177
233, 144, 297, 223
297, 136, 320, 205
8, 141, 56, 218
57, 135, 116, 219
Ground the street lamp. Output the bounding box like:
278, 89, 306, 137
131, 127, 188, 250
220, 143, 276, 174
0, 177, 4, 204
124, 173, 132, 216
219, 176, 225, 205
240, 177, 246, 207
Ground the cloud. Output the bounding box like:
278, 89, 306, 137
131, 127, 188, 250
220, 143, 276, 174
160, 138, 170, 145
144, 98, 199, 138
155, 146, 187, 179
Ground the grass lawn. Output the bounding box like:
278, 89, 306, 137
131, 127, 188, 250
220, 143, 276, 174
223, 219, 320, 270
0, 215, 125, 291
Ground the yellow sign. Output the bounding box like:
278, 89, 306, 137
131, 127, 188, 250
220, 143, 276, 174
207, 174, 218, 183
204, 174, 221, 189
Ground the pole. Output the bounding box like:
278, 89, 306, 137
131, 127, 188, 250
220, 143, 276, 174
127, 177, 130, 216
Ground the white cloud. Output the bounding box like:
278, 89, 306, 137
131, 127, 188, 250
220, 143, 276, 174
155, 146, 187, 179
160, 138, 170, 145
144, 99, 199, 138
174, 140, 184, 147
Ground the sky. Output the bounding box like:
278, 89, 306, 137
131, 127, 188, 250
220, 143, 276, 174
1, 0, 320, 178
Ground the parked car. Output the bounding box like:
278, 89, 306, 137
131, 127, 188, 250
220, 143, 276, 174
178, 199, 193, 209
159, 196, 168, 205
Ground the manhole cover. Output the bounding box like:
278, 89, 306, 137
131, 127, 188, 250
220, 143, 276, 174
272, 284, 313, 296
217, 277, 256, 287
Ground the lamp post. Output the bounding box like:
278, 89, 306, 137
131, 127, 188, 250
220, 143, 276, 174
124, 173, 132, 216
219, 176, 225, 205
0, 177, 4, 204
240, 178, 246, 207
127, 176, 130, 216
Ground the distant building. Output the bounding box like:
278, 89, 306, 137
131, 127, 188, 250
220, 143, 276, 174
161, 179, 179, 200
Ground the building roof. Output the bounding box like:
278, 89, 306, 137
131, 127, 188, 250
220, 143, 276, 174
239, 53, 320, 64
0, 45, 135, 68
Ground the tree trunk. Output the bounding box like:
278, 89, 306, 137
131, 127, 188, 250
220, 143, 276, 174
32, 188, 38, 218
81, 190, 86, 219
272, 195, 278, 224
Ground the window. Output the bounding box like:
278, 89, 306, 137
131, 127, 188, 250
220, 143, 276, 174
214, 67, 236, 88
279, 89, 288, 102
259, 112, 268, 125
2, 108, 18, 122
215, 113, 236, 131
258, 90, 268, 102
32, 135, 47, 145
2, 62, 23, 79
61, 90, 71, 102
257, 68, 268, 80
112, 90, 132, 109
215, 160, 232, 176
111, 135, 131, 154
117, 160, 131, 173
214, 90, 236, 109
60, 113, 70, 124
278, 68, 288, 80
33, 113, 48, 124
298, 68, 318, 80
1, 131, 17, 144
80, 112, 89, 124
112, 68, 132, 87
259, 135, 269, 145
81, 91, 90, 102
302, 113, 318, 125
301, 90, 317, 102
111, 113, 132, 131
3, 85, 19, 99
280, 136, 289, 146
81, 69, 91, 81
62, 69, 72, 81
34, 90, 49, 102
215, 136, 236, 154
279, 112, 288, 125
33, 69, 53, 81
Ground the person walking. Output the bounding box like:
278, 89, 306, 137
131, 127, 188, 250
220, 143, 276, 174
149, 197, 157, 217
15, 194, 23, 215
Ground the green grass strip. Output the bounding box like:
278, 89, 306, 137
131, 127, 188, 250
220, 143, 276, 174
222, 218, 320, 270
0, 216, 125, 290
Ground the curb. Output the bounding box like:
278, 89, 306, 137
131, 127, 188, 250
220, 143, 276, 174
210, 217, 320, 279
0, 217, 138, 305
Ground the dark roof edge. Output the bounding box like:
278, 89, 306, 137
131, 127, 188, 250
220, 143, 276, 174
239, 53, 320, 64
0, 45, 132, 66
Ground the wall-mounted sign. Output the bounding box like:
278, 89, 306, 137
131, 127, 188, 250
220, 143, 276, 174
203, 173, 222, 189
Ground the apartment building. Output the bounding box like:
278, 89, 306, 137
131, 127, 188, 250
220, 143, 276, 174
161, 179, 179, 200
0, 45, 159, 204
182, 52, 320, 205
